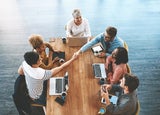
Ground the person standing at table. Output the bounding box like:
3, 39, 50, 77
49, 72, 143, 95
29, 34, 59, 69
66, 9, 91, 38
75, 26, 124, 57
100, 73, 139, 115
105, 47, 128, 84
18, 51, 77, 106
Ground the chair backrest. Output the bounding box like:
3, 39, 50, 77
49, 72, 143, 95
123, 41, 129, 52
12, 75, 32, 114
126, 63, 131, 74
135, 101, 140, 115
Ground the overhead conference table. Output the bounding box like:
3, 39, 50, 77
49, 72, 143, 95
46, 38, 106, 115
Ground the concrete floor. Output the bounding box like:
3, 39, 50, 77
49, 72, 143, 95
0, 0, 160, 115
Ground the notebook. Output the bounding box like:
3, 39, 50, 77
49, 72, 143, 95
52, 52, 65, 60
92, 63, 107, 78
67, 37, 88, 47
49, 72, 68, 95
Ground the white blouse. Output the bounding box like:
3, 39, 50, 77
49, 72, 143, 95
66, 18, 91, 37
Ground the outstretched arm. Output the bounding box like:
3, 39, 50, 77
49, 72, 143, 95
51, 53, 78, 76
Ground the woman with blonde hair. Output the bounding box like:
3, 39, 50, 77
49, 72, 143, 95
66, 9, 91, 38
29, 34, 59, 69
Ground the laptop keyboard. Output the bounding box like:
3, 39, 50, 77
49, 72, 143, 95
93, 64, 102, 78
56, 79, 63, 93
93, 64, 107, 78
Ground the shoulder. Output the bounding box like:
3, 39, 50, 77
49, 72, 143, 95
115, 65, 124, 73
82, 18, 89, 24
94, 33, 104, 40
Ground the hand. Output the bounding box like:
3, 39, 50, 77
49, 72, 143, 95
71, 53, 78, 60
52, 57, 60, 63
98, 52, 106, 58
101, 87, 109, 98
101, 84, 112, 91
75, 50, 81, 57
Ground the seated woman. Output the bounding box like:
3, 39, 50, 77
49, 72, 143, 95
66, 9, 91, 38
29, 34, 59, 69
105, 47, 128, 84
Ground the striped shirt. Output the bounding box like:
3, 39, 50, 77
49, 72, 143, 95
22, 61, 52, 99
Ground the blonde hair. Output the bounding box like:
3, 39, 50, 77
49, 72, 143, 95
72, 9, 81, 18
28, 34, 44, 49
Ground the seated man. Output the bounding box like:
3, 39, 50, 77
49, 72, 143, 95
100, 73, 139, 115
75, 26, 124, 57
18, 51, 77, 106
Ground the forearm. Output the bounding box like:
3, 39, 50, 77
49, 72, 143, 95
45, 42, 54, 51
51, 57, 75, 76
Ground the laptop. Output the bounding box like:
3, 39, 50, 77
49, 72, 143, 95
67, 37, 88, 47
92, 63, 107, 78
49, 72, 69, 95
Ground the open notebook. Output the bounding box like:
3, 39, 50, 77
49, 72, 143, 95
49, 72, 68, 95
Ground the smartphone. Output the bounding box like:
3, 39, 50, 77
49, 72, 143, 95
102, 86, 106, 93
101, 98, 106, 104
55, 97, 65, 106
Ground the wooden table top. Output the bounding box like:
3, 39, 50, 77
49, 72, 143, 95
46, 38, 106, 115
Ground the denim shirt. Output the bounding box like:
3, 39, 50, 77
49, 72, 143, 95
107, 85, 138, 115
80, 33, 124, 56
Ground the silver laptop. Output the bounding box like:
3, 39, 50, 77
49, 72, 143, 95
49, 72, 68, 95
67, 37, 88, 47
92, 63, 107, 78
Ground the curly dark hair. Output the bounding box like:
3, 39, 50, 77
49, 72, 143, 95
114, 47, 128, 65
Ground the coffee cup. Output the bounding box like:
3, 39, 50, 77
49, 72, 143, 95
61, 92, 67, 101
62, 37, 66, 44
99, 78, 105, 85
94, 51, 100, 56
98, 107, 106, 114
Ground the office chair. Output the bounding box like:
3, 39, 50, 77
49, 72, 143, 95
123, 41, 129, 52
12, 75, 46, 115
135, 100, 140, 115
126, 63, 131, 74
